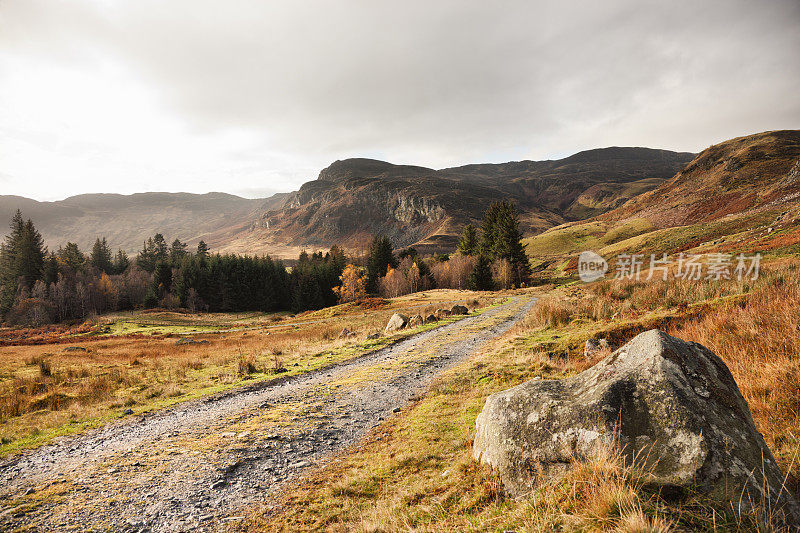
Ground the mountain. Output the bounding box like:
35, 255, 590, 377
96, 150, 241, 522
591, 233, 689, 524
0, 147, 693, 258
0, 192, 286, 255
602, 130, 800, 227
238, 147, 693, 255
524, 130, 800, 269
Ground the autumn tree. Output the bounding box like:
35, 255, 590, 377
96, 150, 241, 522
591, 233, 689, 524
333, 264, 367, 303
379, 267, 407, 298
492, 258, 514, 289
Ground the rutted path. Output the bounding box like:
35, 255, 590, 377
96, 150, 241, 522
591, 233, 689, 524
0, 296, 535, 532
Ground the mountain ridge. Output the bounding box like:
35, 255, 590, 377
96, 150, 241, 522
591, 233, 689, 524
1, 146, 695, 257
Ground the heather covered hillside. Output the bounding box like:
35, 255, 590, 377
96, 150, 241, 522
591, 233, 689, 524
525, 130, 800, 275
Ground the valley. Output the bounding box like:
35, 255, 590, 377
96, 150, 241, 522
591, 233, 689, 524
1, 129, 799, 532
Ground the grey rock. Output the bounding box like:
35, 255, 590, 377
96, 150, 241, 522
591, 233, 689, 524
450, 304, 469, 315
435, 308, 451, 319
63, 346, 87, 352
408, 314, 424, 328
424, 314, 438, 324
383, 313, 409, 334
474, 329, 800, 525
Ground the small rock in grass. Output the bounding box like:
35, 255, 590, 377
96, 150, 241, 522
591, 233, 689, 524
383, 313, 409, 334
407, 315, 424, 328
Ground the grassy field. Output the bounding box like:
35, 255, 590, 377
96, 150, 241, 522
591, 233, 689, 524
240, 258, 800, 532
0, 289, 498, 455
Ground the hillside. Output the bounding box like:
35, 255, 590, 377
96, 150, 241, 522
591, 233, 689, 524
525, 130, 800, 273
1, 148, 692, 258
239, 147, 693, 255
0, 192, 287, 255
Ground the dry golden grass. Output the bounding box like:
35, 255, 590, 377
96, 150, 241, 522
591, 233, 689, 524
241, 259, 800, 532
0, 289, 497, 452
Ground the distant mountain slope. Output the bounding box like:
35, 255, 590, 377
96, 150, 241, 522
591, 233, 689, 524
0, 147, 693, 258
0, 192, 286, 254
603, 130, 800, 227
238, 147, 693, 255
524, 130, 800, 271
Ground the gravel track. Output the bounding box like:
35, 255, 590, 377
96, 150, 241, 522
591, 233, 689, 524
0, 296, 534, 532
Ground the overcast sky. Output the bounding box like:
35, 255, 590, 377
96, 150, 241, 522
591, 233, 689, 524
1, 0, 798, 201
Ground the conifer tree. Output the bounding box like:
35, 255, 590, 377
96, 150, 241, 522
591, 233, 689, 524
0, 210, 25, 315
112, 249, 130, 274
196, 241, 209, 259
170, 239, 188, 264
366, 235, 396, 293
152, 233, 169, 262
457, 224, 479, 256
58, 242, 86, 272
468, 254, 494, 291
479, 201, 530, 284
90, 237, 113, 274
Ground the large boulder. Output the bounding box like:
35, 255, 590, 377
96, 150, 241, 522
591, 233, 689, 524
450, 304, 469, 315
383, 313, 409, 334
474, 329, 800, 524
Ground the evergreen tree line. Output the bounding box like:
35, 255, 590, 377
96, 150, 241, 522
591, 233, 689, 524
0, 211, 349, 325
0, 200, 531, 325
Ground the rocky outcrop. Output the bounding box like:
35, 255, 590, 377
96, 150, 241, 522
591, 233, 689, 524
450, 304, 469, 315
474, 329, 800, 525
383, 313, 409, 334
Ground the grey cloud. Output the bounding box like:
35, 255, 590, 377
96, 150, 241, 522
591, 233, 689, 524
1, 0, 799, 199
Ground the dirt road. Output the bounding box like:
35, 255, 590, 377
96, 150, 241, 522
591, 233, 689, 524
0, 296, 534, 532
